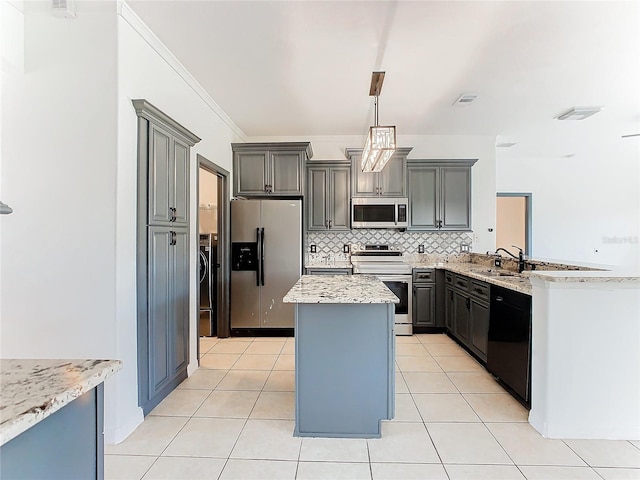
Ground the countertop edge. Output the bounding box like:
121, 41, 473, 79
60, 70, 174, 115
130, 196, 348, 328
0, 359, 123, 446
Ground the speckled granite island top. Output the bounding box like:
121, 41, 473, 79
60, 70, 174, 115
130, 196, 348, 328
283, 274, 399, 304
0, 359, 122, 446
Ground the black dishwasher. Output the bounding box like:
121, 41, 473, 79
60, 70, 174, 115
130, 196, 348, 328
487, 285, 532, 407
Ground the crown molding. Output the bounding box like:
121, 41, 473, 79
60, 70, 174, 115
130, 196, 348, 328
116, 1, 247, 142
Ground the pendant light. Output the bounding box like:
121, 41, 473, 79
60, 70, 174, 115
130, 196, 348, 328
361, 71, 396, 172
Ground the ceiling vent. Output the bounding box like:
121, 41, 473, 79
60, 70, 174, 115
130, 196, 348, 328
52, 0, 76, 18
453, 94, 478, 106
556, 107, 602, 121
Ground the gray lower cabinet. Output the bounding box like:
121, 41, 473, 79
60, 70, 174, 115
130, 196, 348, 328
344, 148, 411, 197
445, 272, 490, 362
133, 99, 200, 415
407, 160, 476, 231
412, 269, 436, 327
307, 163, 351, 231
232, 142, 313, 197
147, 227, 189, 399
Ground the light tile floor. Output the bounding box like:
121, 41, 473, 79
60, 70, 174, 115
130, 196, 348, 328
106, 334, 640, 480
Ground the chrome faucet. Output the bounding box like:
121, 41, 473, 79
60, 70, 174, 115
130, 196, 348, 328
494, 246, 526, 273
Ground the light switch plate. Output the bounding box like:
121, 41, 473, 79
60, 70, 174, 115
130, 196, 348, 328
343, 244, 350, 253
418, 244, 425, 254
310, 244, 316, 253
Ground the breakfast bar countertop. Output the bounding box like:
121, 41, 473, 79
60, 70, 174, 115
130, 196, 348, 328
0, 358, 122, 446
283, 274, 399, 304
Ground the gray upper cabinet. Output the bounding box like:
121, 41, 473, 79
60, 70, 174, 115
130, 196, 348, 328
307, 162, 350, 231
148, 124, 190, 226
232, 143, 313, 197
344, 148, 412, 197
407, 160, 476, 231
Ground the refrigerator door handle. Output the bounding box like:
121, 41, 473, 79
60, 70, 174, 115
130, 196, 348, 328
260, 227, 265, 286
256, 227, 261, 287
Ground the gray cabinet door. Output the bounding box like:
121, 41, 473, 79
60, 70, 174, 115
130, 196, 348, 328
378, 155, 406, 196
147, 227, 172, 397
445, 286, 455, 330
440, 167, 471, 230
234, 152, 268, 196
171, 228, 189, 376
453, 290, 470, 344
469, 299, 490, 362
413, 284, 435, 327
172, 139, 189, 226
148, 124, 172, 225
408, 165, 438, 230
307, 167, 329, 231
353, 161, 379, 196
329, 167, 351, 230
270, 151, 302, 195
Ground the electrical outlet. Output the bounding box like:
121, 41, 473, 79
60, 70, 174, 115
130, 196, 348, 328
310, 244, 316, 253
343, 244, 350, 254
494, 258, 502, 267
418, 244, 425, 254
460, 244, 470, 252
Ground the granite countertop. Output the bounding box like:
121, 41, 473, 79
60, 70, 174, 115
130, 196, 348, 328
283, 274, 400, 304
529, 270, 640, 284
0, 359, 122, 446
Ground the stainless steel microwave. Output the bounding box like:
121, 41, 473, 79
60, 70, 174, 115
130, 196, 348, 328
351, 197, 408, 229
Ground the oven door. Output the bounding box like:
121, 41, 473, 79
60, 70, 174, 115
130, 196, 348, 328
377, 275, 412, 334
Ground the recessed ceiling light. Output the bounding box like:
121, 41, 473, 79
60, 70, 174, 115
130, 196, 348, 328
621, 133, 640, 138
496, 142, 518, 148
453, 94, 478, 106
556, 107, 602, 120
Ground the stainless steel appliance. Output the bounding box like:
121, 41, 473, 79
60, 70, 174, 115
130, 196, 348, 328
199, 233, 217, 336
351, 197, 408, 229
230, 199, 302, 329
351, 245, 413, 335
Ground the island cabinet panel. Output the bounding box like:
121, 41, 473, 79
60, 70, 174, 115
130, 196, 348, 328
407, 160, 476, 231
306, 163, 351, 231
345, 147, 411, 197
233, 142, 312, 197
469, 299, 490, 362
0, 386, 104, 480
453, 290, 471, 344
295, 303, 395, 438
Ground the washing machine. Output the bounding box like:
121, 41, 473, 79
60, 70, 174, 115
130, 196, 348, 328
199, 233, 217, 336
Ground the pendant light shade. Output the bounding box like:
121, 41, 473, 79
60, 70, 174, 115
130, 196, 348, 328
361, 125, 397, 172
361, 71, 396, 172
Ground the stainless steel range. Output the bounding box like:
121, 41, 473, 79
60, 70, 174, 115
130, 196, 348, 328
351, 245, 413, 335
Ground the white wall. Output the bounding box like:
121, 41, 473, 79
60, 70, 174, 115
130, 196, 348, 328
248, 134, 497, 254
0, 0, 120, 423
496, 143, 640, 269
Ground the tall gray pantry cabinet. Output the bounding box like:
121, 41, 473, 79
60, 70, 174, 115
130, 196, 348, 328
133, 100, 201, 415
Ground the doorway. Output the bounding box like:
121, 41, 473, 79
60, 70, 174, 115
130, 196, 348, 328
496, 193, 532, 257
197, 155, 230, 341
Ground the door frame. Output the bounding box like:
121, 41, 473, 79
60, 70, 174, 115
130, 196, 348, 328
496, 192, 532, 256
197, 155, 231, 340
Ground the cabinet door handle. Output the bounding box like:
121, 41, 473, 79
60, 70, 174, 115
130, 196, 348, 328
170, 207, 177, 222
474, 288, 484, 295
495, 296, 504, 302
170, 231, 177, 246
328, 219, 332, 228
325, 220, 329, 229
466, 297, 470, 310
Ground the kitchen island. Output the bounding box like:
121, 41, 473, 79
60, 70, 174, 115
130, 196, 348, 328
283, 274, 398, 438
0, 359, 122, 479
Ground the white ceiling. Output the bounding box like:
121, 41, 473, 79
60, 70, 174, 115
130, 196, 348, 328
127, 0, 640, 158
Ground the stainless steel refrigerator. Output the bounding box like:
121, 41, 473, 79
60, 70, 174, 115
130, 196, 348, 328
230, 199, 302, 329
